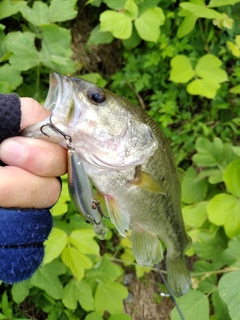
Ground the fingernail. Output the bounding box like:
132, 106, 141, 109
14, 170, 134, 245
0, 139, 26, 165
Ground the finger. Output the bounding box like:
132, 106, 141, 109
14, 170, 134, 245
0, 166, 61, 208
0, 136, 67, 177
20, 98, 51, 130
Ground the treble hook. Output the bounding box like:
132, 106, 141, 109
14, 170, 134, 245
92, 200, 109, 220
40, 114, 73, 147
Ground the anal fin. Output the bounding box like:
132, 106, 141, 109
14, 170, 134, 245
131, 227, 163, 266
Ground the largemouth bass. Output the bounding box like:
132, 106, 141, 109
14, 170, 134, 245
21, 73, 191, 297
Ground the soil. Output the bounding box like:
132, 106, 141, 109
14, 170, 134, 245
123, 272, 174, 320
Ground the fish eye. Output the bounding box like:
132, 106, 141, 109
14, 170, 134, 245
87, 87, 106, 105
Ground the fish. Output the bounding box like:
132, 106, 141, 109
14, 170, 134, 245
21, 73, 192, 297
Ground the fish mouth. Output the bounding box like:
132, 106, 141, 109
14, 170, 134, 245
44, 73, 74, 119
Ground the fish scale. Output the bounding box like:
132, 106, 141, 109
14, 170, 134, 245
21, 72, 191, 297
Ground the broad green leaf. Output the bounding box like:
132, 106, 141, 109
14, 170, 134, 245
207, 193, 240, 238
51, 179, 69, 216
49, 0, 78, 22
0, 64, 22, 93
208, 0, 240, 7
193, 137, 224, 167
124, 0, 138, 19
12, 281, 31, 304
40, 25, 75, 73
195, 54, 228, 83
100, 10, 132, 39
103, 0, 127, 10
6, 31, 40, 71
43, 227, 68, 264
85, 312, 103, 320
223, 159, 240, 197
232, 146, 240, 156
20, 2, 50, 26
181, 167, 208, 204
137, 0, 161, 16
61, 246, 92, 280
236, 35, 240, 47
218, 270, 240, 320
197, 168, 223, 184
229, 84, 240, 94
169, 55, 194, 83
212, 289, 231, 320
134, 7, 165, 42
80, 73, 107, 87
177, 12, 198, 38
180, 3, 223, 20
183, 202, 208, 228
223, 234, 240, 268
63, 278, 94, 311
187, 78, 220, 99
86, 256, 122, 283
95, 282, 128, 315
69, 229, 100, 255
88, 25, 114, 45
108, 314, 132, 320
193, 260, 217, 293
122, 25, 141, 49
171, 289, 209, 320
193, 229, 228, 269
0, 0, 26, 20
30, 261, 66, 299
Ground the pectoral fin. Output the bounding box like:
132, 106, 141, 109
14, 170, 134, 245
131, 227, 163, 266
104, 195, 130, 237
128, 166, 165, 194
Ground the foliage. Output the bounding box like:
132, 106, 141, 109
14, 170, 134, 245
1, 0, 240, 319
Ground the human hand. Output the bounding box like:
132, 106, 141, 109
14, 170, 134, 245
0, 98, 67, 208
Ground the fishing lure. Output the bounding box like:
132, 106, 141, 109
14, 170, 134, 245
40, 116, 108, 240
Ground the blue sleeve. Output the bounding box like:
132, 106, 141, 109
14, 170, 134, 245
0, 94, 53, 283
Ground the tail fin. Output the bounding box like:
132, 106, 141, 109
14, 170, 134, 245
166, 255, 191, 297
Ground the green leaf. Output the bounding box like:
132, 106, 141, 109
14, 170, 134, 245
229, 84, 240, 94
85, 312, 103, 320
12, 281, 31, 304
218, 270, 240, 320
212, 289, 231, 320
63, 278, 94, 311
122, 25, 141, 49
88, 25, 114, 45
169, 55, 194, 83
86, 256, 122, 283
177, 12, 198, 38
227, 41, 240, 58
0, 0, 26, 20
183, 201, 208, 228
95, 282, 128, 315
30, 260, 66, 299
100, 10, 132, 39
103, 0, 127, 10
0, 64, 22, 93
193, 260, 217, 293
181, 167, 208, 204
108, 314, 132, 320
223, 234, 240, 268
193, 229, 228, 269
6, 31, 40, 71
40, 25, 75, 74
223, 159, 240, 197
61, 246, 92, 280
49, 0, 78, 22
207, 193, 240, 238
134, 7, 165, 42
180, 2, 224, 20
193, 137, 223, 167
195, 54, 228, 83
80, 73, 107, 87
124, 0, 138, 19
187, 79, 220, 99
51, 179, 69, 216
69, 229, 100, 255
171, 289, 209, 320
20, 2, 50, 26
43, 227, 68, 264
208, 0, 240, 7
